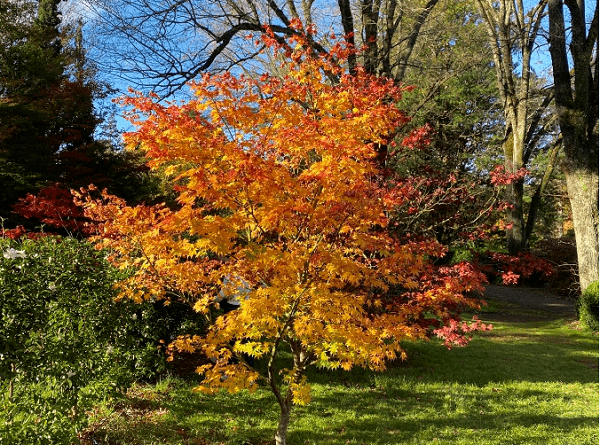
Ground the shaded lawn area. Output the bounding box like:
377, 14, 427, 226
81, 312, 599, 445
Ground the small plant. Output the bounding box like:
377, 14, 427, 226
577, 281, 599, 331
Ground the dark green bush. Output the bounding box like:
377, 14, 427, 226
0, 236, 207, 444
577, 281, 599, 331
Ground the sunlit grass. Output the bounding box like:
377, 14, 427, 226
81, 309, 599, 445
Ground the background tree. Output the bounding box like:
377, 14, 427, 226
389, 2, 506, 247
85, 0, 445, 94
547, 0, 599, 291
0, 0, 67, 217
0, 1, 167, 234
80, 37, 490, 445
0, 0, 103, 223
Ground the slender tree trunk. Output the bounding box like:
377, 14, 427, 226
525, 140, 561, 242
268, 345, 293, 445
267, 306, 305, 445
507, 178, 527, 254
504, 129, 528, 254
337, 0, 357, 73
274, 399, 293, 445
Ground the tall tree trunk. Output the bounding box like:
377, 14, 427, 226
548, 0, 599, 291
361, 0, 379, 74
565, 160, 599, 291
337, 0, 357, 73
503, 127, 528, 253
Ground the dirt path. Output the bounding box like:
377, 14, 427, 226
480, 284, 577, 322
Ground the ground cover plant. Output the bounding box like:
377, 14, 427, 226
80, 299, 599, 445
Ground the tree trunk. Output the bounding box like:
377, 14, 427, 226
274, 399, 293, 445
507, 178, 527, 254
548, 0, 599, 292
504, 128, 528, 254
337, 0, 357, 73
525, 140, 561, 243
565, 164, 599, 291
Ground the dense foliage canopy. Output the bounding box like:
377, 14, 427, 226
80, 34, 492, 444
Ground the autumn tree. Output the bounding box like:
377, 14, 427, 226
85, 0, 548, 245
80, 33, 490, 445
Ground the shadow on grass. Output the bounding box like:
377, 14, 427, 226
304, 320, 598, 388
286, 318, 598, 444
87, 382, 278, 444
164, 389, 277, 444
85, 317, 598, 445
291, 399, 597, 445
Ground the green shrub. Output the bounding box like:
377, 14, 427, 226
577, 281, 599, 331
0, 236, 207, 444
0, 377, 81, 445
449, 247, 475, 265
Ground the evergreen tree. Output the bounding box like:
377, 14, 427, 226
0, 0, 70, 220
0, 1, 161, 233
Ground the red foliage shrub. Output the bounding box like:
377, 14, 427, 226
10, 184, 95, 237
473, 250, 556, 286
434, 317, 493, 349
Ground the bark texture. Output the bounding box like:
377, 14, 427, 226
548, 0, 599, 291
274, 402, 292, 445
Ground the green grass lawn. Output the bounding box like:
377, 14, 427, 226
81, 307, 599, 445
